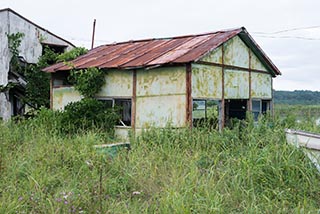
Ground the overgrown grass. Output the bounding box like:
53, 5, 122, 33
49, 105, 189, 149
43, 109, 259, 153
0, 110, 319, 213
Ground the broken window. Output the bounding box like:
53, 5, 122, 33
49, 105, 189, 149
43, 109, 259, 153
192, 99, 219, 128
98, 98, 132, 127
115, 99, 131, 126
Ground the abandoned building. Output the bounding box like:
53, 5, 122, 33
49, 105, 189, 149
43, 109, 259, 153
44, 27, 281, 138
0, 8, 74, 120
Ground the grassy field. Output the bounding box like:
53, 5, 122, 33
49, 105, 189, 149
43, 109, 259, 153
0, 106, 319, 213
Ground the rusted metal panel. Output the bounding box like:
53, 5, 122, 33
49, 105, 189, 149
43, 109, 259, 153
224, 36, 249, 68
52, 87, 82, 110
44, 28, 253, 72
136, 67, 186, 97
224, 69, 249, 99
191, 64, 222, 99
44, 27, 281, 76
135, 95, 186, 128
251, 72, 272, 99
96, 70, 133, 97
251, 52, 268, 71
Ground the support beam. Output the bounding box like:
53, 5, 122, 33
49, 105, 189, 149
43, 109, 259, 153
131, 70, 137, 132
186, 63, 192, 128
248, 49, 252, 111
220, 45, 225, 130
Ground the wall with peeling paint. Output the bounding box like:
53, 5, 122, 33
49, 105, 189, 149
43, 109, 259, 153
251, 73, 272, 99
52, 87, 82, 110
192, 64, 222, 99
0, 9, 73, 120
224, 36, 250, 68
135, 66, 186, 128
198, 35, 273, 100
97, 70, 133, 97
224, 69, 250, 99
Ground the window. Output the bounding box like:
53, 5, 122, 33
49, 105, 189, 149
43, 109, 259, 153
252, 100, 261, 121
115, 99, 132, 126
192, 99, 219, 127
52, 71, 73, 87
251, 99, 271, 120
98, 98, 132, 126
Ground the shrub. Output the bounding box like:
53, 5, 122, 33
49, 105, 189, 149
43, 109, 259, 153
60, 98, 119, 135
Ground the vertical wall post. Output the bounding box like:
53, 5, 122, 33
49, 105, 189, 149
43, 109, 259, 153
186, 63, 192, 128
131, 70, 137, 132
220, 45, 225, 130
248, 50, 252, 111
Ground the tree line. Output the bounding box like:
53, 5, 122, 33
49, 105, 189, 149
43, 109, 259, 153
274, 90, 320, 105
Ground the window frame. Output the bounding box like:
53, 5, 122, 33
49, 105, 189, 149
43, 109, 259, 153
251, 99, 271, 120
192, 99, 220, 127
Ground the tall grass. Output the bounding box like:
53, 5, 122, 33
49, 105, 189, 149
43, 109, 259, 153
0, 109, 319, 213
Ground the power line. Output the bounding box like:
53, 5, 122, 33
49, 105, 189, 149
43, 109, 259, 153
253, 26, 320, 35
254, 35, 320, 40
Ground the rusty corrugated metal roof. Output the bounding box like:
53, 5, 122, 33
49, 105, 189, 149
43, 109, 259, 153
43, 27, 281, 75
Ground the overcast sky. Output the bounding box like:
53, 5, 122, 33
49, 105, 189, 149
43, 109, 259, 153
1, 0, 320, 91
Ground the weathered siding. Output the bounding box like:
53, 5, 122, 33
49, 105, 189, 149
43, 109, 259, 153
224, 36, 249, 68
200, 47, 222, 64
0, 11, 10, 120
136, 95, 186, 128
251, 52, 268, 71
251, 72, 272, 99
52, 87, 82, 110
224, 69, 249, 99
135, 67, 186, 128
192, 64, 222, 99
8, 12, 73, 64
136, 67, 185, 96
97, 70, 133, 97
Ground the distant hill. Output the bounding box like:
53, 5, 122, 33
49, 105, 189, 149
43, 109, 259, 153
274, 90, 320, 105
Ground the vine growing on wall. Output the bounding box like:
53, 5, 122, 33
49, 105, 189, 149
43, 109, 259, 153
69, 67, 105, 98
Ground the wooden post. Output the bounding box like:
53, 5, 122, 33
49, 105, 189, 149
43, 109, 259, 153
248, 50, 252, 111
131, 70, 137, 132
220, 45, 225, 130
186, 63, 192, 128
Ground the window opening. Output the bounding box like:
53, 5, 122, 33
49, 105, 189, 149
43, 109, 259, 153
98, 98, 132, 127
192, 99, 219, 128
